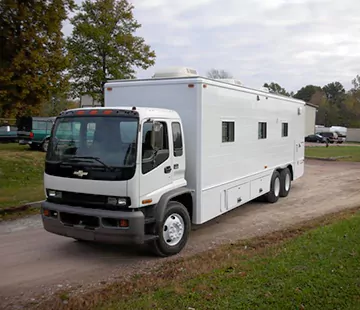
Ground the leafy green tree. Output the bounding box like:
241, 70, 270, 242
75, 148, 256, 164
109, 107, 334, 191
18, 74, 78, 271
67, 0, 156, 105
322, 82, 345, 103
0, 0, 74, 118
294, 85, 322, 102
263, 82, 289, 96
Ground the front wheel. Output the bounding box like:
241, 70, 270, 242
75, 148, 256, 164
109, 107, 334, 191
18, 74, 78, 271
151, 201, 191, 257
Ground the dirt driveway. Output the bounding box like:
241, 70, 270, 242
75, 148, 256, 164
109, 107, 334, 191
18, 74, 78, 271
1, 159, 360, 309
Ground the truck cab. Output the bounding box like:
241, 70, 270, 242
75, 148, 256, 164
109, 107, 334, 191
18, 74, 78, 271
41, 106, 192, 257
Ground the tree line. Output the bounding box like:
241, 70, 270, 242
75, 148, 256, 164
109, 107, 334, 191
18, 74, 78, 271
1, 0, 359, 128
262, 78, 360, 128
208, 69, 360, 128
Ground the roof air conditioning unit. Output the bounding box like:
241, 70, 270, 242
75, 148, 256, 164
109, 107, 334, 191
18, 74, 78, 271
152, 67, 198, 78
216, 78, 243, 86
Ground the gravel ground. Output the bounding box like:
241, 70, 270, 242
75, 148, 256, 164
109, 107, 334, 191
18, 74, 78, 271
1, 159, 360, 309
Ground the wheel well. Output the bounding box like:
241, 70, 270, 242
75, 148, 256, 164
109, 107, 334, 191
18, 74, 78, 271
170, 193, 193, 220
277, 165, 294, 180
287, 165, 294, 180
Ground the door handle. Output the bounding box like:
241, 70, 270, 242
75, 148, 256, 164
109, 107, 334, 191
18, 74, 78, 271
164, 166, 172, 174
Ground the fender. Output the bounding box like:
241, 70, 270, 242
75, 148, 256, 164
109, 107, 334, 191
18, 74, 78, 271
155, 187, 195, 223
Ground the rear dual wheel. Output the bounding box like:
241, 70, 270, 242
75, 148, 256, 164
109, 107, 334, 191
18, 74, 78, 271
264, 168, 292, 203
279, 168, 291, 197
264, 171, 281, 203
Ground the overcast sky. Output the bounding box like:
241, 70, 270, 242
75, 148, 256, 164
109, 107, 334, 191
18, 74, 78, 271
63, 0, 360, 93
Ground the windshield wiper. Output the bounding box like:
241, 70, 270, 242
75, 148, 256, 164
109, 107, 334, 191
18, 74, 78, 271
66, 156, 114, 171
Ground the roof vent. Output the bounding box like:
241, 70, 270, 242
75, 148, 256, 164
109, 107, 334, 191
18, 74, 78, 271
152, 67, 198, 78
216, 78, 243, 86
260, 87, 270, 92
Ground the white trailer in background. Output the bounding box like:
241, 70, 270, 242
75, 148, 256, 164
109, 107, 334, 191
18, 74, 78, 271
41, 67, 306, 257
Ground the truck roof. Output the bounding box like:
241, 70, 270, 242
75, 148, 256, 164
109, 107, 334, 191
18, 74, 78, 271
105, 76, 306, 106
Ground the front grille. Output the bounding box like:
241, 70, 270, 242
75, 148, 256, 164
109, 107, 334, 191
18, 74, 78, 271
62, 191, 108, 205
49, 191, 131, 211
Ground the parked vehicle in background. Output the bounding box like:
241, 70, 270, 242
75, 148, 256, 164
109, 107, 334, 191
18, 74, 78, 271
335, 132, 346, 143
305, 134, 328, 143
318, 132, 340, 144
17, 116, 56, 151
0, 123, 18, 143
315, 126, 347, 142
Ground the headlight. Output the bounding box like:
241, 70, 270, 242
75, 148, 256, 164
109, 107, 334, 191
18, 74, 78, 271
107, 197, 128, 206
47, 189, 62, 198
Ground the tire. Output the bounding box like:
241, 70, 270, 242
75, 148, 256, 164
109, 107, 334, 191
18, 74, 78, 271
151, 201, 191, 257
42, 139, 49, 152
279, 168, 291, 197
264, 170, 281, 203
29, 143, 39, 150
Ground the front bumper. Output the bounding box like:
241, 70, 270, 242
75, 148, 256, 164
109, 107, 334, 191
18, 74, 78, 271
41, 201, 146, 244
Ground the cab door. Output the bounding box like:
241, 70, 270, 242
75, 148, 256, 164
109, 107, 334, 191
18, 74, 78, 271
139, 119, 174, 205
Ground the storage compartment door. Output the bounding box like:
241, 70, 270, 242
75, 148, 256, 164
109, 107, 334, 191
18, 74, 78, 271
250, 174, 271, 199
226, 182, 250, 211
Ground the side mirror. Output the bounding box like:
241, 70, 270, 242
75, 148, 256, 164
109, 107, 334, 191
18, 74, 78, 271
151, 122, 163, 150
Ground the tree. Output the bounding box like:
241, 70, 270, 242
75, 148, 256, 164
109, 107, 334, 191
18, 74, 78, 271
322, 82, 345, 103
294, 85, 322, 102
351, 74, 360, 93
207, 69, 233, 79
0, 0, 74, 118
263, 82, 289, 96
67, 0, 156, 105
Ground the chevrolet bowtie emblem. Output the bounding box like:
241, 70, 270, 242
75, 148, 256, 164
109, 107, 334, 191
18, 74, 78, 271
73, 170, 88, 177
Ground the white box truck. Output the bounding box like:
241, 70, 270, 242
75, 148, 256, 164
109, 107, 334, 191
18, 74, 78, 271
41, 67, 305, 257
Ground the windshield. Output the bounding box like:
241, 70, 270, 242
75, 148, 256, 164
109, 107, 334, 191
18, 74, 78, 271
46, 116, 139, 168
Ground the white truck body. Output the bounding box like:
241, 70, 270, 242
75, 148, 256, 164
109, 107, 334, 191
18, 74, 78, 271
104, 76, 305, 224
41, 68, 305, 256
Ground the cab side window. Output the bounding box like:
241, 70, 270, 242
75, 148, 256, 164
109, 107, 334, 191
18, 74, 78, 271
172, 122, 183, 157
142, 121, 169, 174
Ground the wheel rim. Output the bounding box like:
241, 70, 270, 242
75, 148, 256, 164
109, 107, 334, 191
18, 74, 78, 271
162, 213, 185, 246
285, 173, 291, 191
43, 141, 48, 151
274, 177, 280, 197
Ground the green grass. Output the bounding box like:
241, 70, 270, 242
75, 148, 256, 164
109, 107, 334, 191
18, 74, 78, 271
0, 143, 45, 209
99, 211, 360, 310
305, 145, 360, 161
